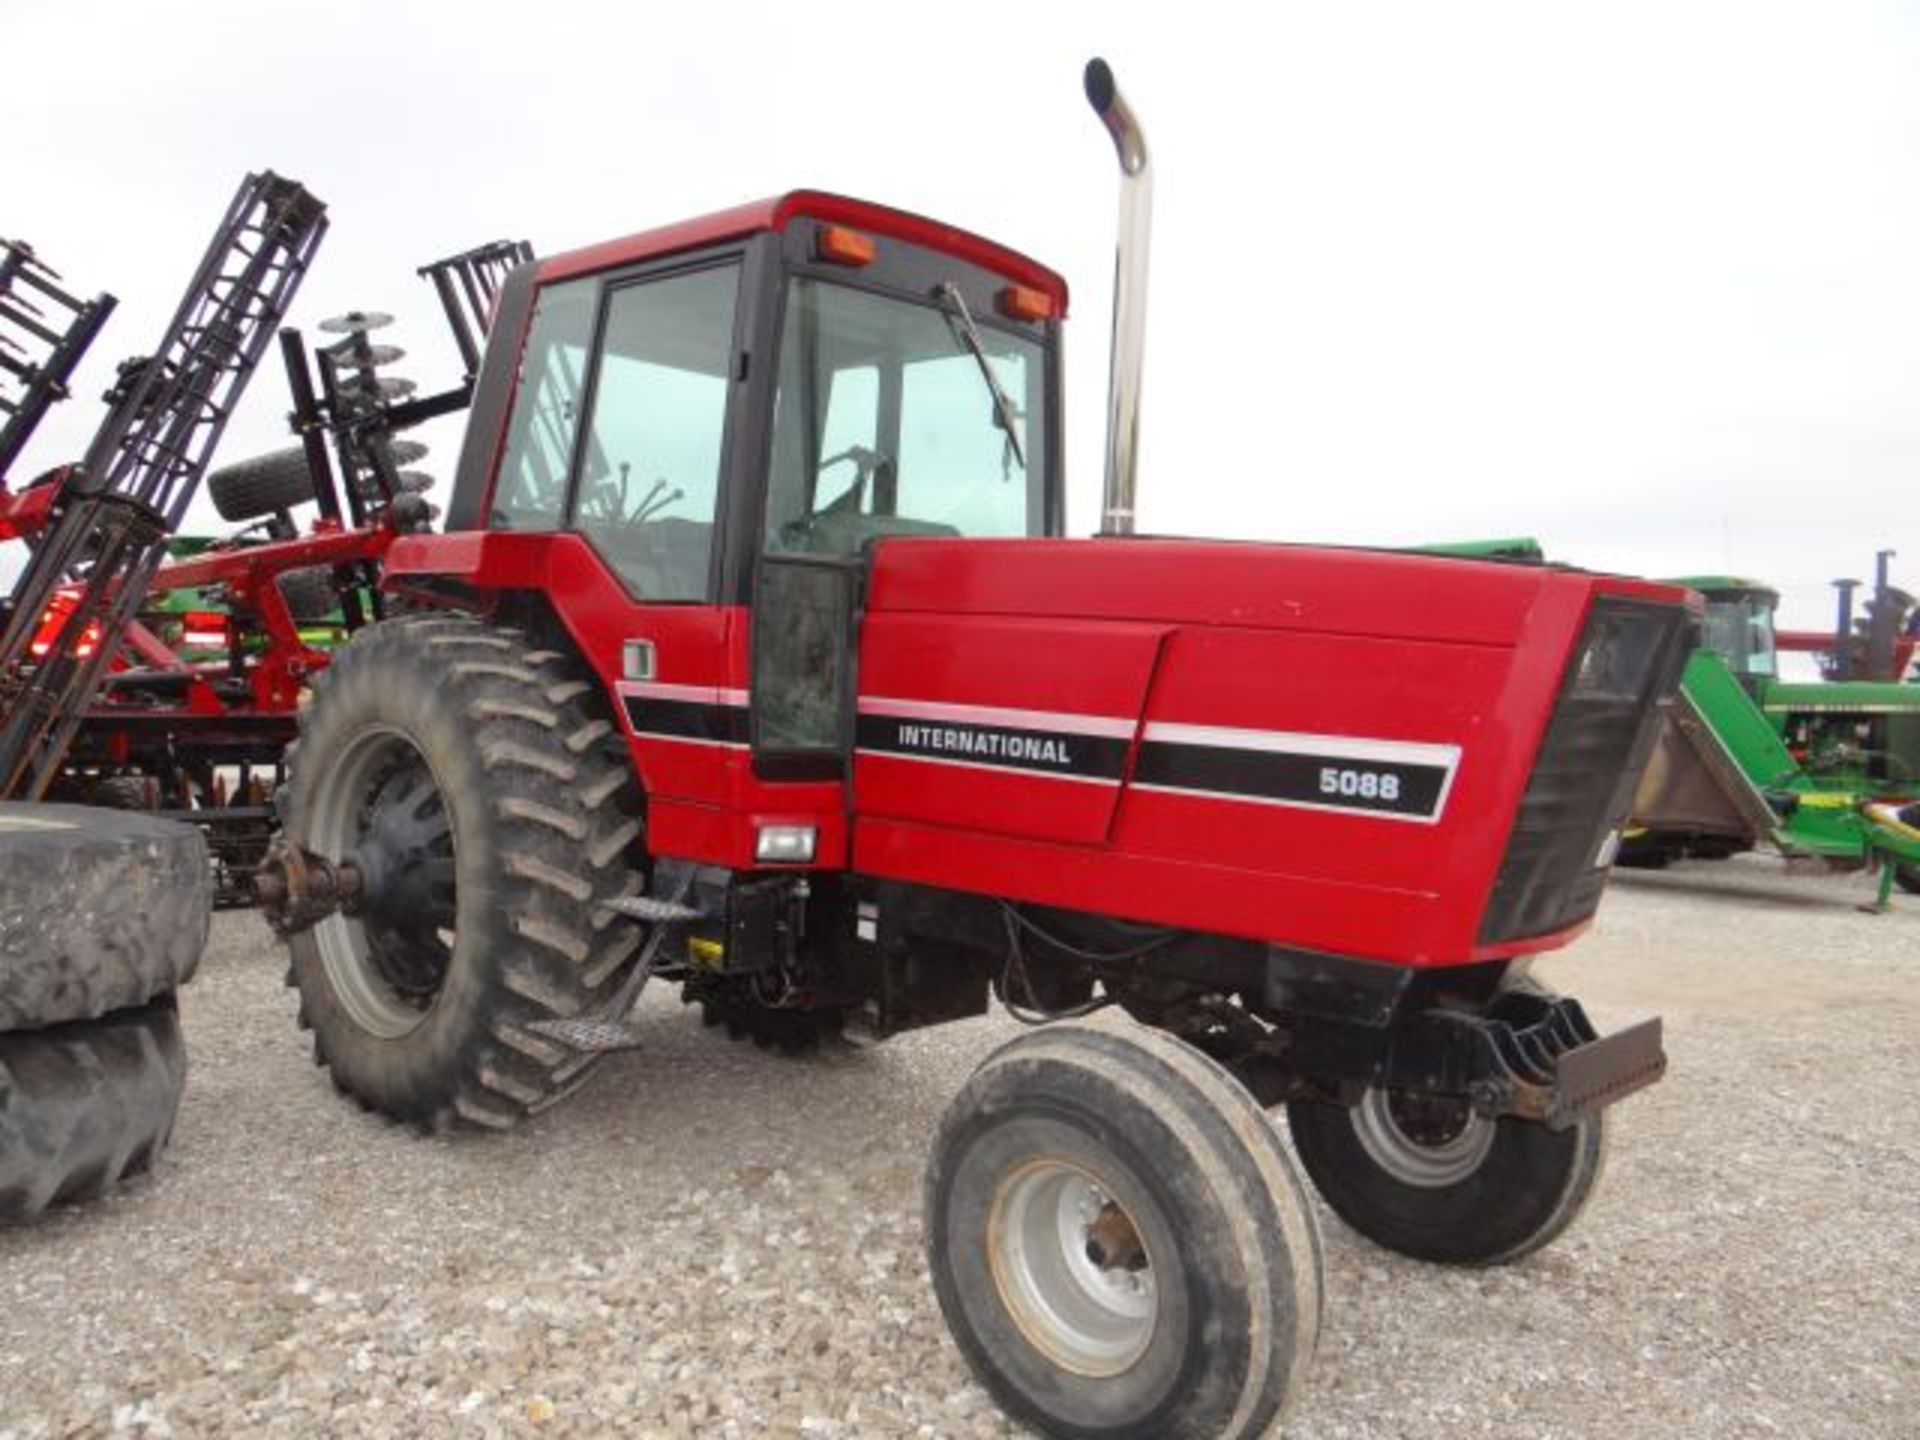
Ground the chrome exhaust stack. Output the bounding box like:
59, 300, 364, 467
1084, 57, 1151, 536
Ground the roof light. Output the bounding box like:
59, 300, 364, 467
997, 284, 1055, 322
815, 225, 876, 267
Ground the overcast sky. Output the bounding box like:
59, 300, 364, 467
6, 0, 1917, 636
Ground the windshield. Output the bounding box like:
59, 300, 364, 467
1702, 596, 1778, 678
764, 278, 1049, 556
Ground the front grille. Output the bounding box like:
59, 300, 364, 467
1480, 597, 1696, 944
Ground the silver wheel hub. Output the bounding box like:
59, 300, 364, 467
1351, 1086, 1496, 1188
987, 1160, 1157, 1377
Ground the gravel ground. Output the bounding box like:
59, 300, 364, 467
1, 854, 1915, 1438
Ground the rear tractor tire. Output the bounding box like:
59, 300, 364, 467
926, 1024, 1322, 1440
1286, 1086, 1606, 1266
282, 615, 645, 1131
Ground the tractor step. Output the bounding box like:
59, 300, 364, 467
603, 894, 705, 924
522, 1015, 648, 1053
526, 872, 702, 1052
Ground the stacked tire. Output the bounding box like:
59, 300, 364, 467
0, 804, 210, 1221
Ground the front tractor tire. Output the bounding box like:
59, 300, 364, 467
926, 1025, 1322, 1440
283, 616, 645, 1131
1286, 1087, 1606, 1266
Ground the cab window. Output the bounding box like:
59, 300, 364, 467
490, 279, 596, 530
573, 264, 741, 601
765, 278, 1046, 556
1702, 596, 1778, 679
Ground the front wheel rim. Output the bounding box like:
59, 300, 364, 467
987, 1159, 1158, 1377
1351, 1087, 1496, 1188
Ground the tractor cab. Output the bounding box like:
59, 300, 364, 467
1680, 577, 1780, 688
442, 191, 1063, 582
386, 192, 1069, 868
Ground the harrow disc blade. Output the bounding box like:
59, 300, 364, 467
319, 310, 393, 334
335, 374, 416, 401
331, 342, 405, 367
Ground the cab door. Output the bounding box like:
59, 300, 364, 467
565, 258, 745, 809
479, 251, 755, 815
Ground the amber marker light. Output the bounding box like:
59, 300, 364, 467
815, 225, 876, 267
997, 284, 1055, 322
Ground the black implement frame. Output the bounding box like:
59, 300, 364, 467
418, 239, 534, 380
0, 172, 327, 799
0, 238, 117, 480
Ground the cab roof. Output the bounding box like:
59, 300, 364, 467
535, 189, 1069, 311
1671, 575, 1779, 602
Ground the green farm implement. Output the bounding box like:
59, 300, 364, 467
1626, 574, 1919, 903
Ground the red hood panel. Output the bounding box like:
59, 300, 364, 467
853, 538, 1679, 964
866, 537, 1569, 647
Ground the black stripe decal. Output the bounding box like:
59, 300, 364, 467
856, 713, 1129, 781
623, 695, 749, 745
1134, 741, 1452, 819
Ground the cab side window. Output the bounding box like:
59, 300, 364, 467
574, 264, 741, 601
490, 279, 596, 530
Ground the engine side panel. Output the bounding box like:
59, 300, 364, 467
850, 540, 1611, 965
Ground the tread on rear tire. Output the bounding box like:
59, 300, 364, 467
283, 615, 645, 1132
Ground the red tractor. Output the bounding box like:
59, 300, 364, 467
259, 63, 1693, 1438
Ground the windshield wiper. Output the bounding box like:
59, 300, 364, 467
933, 282, 1026, 472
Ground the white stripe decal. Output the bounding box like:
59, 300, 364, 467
616, 680, 750, 707
1141, 720, 1462, 771
859, 695, 1138, 739
1129, 781, 1452, 825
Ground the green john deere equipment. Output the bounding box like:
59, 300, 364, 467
1626, 574, 1920, 904
1408, 544, 1919, 903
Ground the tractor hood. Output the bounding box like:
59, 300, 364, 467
864, 536, 1612, 644
851, 536, 1692, 965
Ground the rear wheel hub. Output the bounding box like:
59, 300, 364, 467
304, 728, 458, 1037
352, 759, 456, 999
